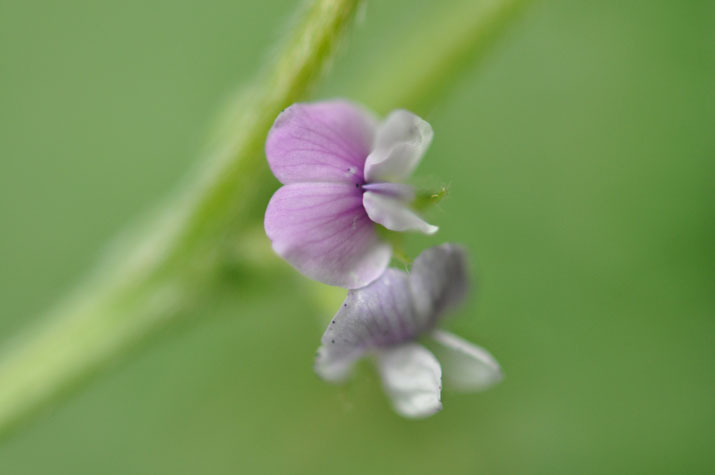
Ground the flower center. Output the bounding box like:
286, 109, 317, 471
361, 182, 416, 202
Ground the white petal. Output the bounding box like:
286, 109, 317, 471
314, 347, 359, 383
364, 110, 433, 182
363, 191, 438, 235
431, 330, 503, 392
376, 344, 443, 418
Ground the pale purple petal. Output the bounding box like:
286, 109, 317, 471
314, 244, 469, 367
376, 343, 443, 418
431, 330, 503, 391
363, 191, 438, 235
364, 109, 433, 183
315, 269, 418, 381
409, 243, 469, 325
264, 182, 391, 288
266, 100, 377, 185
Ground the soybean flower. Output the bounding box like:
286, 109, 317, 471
315, 244, 503, 418
264, 100, 437, 289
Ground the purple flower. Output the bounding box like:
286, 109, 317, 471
315, 244, 503, 418
264, 100, 438, 289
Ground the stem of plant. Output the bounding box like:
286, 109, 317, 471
0, 0, 363, 439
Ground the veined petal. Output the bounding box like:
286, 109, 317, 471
318, 268, 418, 358
364, 109, 433, 183
409, 243, 469, 322
315, 269, 416, 382
376, 344, 443, 418
265, 183, 391, 288
363, 191, 438, 235
431, 330, 503, 392
266, 100, 377, 185
314, 244, 469, 367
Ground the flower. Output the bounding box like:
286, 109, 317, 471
264, 100, 438, 289
315, 244, 503, 418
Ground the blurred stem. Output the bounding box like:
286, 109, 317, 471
0, 0, 362, 439
0, 0, 529, 439
356, 0, 529, 115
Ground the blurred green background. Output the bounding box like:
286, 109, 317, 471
1, 0, 713, 473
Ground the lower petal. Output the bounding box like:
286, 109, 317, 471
430, 330, 503, 392
376, 343, 443, 418
314, 347, 360, 383
265, 183, 391, 289
363, 191, 438, 235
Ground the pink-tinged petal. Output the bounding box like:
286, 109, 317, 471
266, 100, 377, 185
264, 182, 391, 288
431, 330, 503, 392
364, 109, 433, 183
376, 344, 443, 418
363, 191, 438, 235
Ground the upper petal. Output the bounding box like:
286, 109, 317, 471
376, 343, 443, 418
409, 243, 469, 324
264, 182, 391, 288
364, 109, 433, 183
266, 100, 377, 185
431, 330, 503, 392
363, 191, 438, 235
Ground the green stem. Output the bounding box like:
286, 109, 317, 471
0, 0, 362, 439
354, 0, 529, 115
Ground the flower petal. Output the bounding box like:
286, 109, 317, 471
315, 268, 418, 379
363, 191, 438, 235
314, 349, 360, 383
364, 109, 433, 183
431, 330, 503, 391
376, 343, 443, 418
314, 244, 473, 387
315, 244, 469, 361
265, 182, 391, 288
266, 100, 377, 185
409, 243, 469, 322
